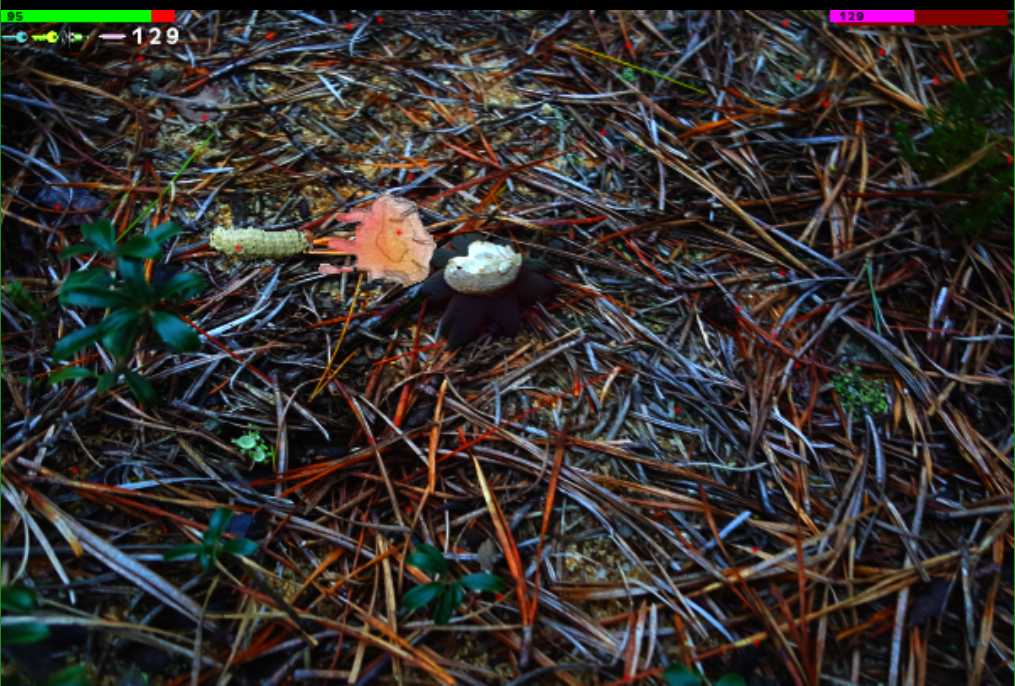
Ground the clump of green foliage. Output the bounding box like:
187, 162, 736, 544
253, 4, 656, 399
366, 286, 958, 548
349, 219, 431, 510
664, 663, 745, 686
895, 73, 1012, 236
163, 508, 259, 572
232, 428, 276, 465
1, 584, 51, 645
831, 366, 888, 415
1, 585, 91, 685
402, 543, 505, 625
2, 281, 47, 324
51, 219, 206, 407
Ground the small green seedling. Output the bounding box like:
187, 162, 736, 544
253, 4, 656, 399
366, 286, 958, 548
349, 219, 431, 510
1, 584, 51, 645
163, 508, 259, 572
663, 663, 746, 686
403, 543, 505, 625
1, 586, 93, 685
232, 429, 276, 465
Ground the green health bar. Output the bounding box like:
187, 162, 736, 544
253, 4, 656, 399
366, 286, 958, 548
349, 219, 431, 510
2, 10, 175, 23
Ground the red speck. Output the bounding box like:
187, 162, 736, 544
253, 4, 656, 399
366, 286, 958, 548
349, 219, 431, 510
137, 55, 144, 62
782, 20, 789, 27
405, 506, 413, 514
396, 230, 403, 236
823, 101, 829, 108
235, 245, 243, 252
266, 32, 276, 40
70, 467, 79, 475
369, 437, 376, 445
752, 547, 759, 553
778, 270, 787, 277
754, 640, 761, 648
879, 48, 885, 56
932, 77, 940, 85
496, 594, 504, 601
201, 114, 209, 121
407, 173, 414, 181
673, 407, 681, 415
346, 23, 354, 30
1007, 157, 1013, 165
377, 16, 384, 23
600, 129, 607, 137
55, 204, 62, 211
625, 41, 632, 50
796, 73, 802, 80
736, 306, 742, 312
794, 363, 802, 370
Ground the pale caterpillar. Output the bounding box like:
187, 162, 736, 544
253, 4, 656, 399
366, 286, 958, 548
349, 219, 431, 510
209, 228, 310, 259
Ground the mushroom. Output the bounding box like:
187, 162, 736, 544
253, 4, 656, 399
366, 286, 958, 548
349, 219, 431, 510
419, 234, 556, 350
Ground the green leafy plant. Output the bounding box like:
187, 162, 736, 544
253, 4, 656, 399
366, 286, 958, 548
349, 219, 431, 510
2, 281, 47, 324
163, 508, 259, 572
1, 587, 93, 685
663, 664, 746, 686
402, 543, 505, 625
232, 429, 276, 465
1, 584, 51, 645
41, 666, 91, 686
831, 366, 888, 415
894, 74, 1012, 236
51, 219, 206, 408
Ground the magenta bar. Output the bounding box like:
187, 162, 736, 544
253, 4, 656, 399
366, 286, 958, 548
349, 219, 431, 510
829, 10, 916, 24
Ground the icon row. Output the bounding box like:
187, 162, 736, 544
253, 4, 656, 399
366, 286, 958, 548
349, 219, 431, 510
1, 30, 123, 44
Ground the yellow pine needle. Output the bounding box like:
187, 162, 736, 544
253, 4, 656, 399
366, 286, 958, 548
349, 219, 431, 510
316, 349, 359, 397
564, 41, 707, 95
311, 273, 364, 400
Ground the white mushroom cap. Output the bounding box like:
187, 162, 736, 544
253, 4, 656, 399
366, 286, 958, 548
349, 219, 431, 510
443, 241, 523, 295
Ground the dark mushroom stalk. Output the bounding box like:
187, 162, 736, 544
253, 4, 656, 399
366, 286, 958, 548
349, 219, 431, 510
419, 234, 556, 350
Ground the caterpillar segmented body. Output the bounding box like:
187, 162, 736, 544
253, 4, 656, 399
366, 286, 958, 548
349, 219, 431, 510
209, 228, 309, 259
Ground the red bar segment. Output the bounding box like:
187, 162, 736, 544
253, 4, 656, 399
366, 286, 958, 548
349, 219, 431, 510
151, 9, 175, 22
915, 10, 1007, 26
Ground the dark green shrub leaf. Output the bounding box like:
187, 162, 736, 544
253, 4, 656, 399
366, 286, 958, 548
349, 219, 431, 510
155, 271, 206, 302
96, 373, 118, 395
44, 664, 90, 686
51, 325, 103, 363
61, 285, 131, 310
148, 221, 184, 245
1, 622, 52, 645
163, 543, 205, 563
59, 244, 102, 259
151, 311, 200, 353
715, 676, 747, 686
221, 538, 259, 558
80, 220, 116, 253
433, 586, 455, 625
123, 371, 158, 408
459, 573, 505, 593
663, 664, 703, 686
1, 585, 38, 614
406, 543, 448, 577
116, 236, 161, 259
62, 269, 113, 294
49, 367, 99, 384
449, 582, 463, 610
117, 258, 152, 297
100, 309, 143, 360
205, 509, 234, 546
402, 582, 443, 612
199, 547, 216, 572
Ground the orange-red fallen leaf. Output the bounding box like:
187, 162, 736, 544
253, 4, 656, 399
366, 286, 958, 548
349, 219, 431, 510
322, 194, 435, 287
